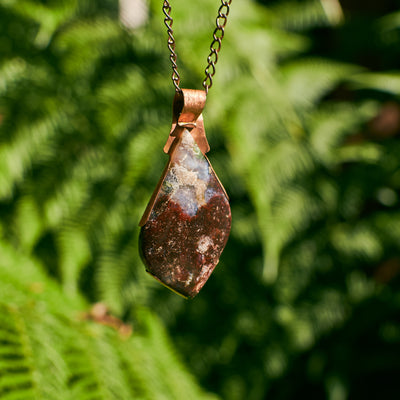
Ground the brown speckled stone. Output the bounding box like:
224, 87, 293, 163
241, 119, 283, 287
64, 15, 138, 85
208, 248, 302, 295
140, 129, 231, 298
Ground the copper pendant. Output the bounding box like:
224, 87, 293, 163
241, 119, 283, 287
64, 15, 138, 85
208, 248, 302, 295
139, 89, 231, 298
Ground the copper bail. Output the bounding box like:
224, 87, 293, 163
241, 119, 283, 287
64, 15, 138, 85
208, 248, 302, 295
163, 89, 210, 155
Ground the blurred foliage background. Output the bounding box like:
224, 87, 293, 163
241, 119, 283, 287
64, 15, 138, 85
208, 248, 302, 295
1, 0, 400, 399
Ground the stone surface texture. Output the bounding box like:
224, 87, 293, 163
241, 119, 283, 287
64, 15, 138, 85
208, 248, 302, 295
140, 129, 231, 298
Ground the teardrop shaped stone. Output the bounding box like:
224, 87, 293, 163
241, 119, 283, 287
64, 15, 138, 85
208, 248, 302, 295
140, 129, 231, 298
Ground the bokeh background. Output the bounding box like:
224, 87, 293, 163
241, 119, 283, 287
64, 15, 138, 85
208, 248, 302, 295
1, 0, 400, 399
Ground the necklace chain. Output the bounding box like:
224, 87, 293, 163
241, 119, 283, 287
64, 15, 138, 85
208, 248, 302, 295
162, 1, 180, 91
162, 0, 232, 94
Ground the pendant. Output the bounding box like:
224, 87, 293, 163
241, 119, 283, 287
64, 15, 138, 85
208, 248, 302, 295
139, 89, 231, 298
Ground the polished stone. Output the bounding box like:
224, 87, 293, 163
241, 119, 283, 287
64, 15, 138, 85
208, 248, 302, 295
140, 129, 231, 298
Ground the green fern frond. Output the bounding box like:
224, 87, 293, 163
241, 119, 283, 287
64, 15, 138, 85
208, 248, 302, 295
2, 0, 77, 48
0, 242, 217, 400
57, 225, 91, 296
13, 195, 44, 252
0, 110, 66, 199
350, 71, 400, 96
0, 58, 28, 96
378, 10, 400, 31
330, 222, 384, 262
307, 101, 379, 163
280, 58, 361, 111
271, 0, 333, 31
54, 18, 129, 77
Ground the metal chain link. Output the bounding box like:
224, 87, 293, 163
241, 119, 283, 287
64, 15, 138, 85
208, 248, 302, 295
163, 1, 181, 92
203, 0, 232, 93
162, 0, 232, 94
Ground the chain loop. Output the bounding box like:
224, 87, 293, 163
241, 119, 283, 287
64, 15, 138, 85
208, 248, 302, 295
163, 0, 232, 94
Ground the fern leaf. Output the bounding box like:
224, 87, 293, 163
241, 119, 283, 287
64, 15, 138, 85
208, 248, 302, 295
280, 58, 360, 111
0, 242, 216, 400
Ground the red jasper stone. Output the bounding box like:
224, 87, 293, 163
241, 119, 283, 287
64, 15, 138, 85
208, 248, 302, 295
139, 129, 231, 298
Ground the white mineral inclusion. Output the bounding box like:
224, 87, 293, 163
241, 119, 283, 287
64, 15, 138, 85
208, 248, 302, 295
197, 235, 214, 254
162, 129, 216, 216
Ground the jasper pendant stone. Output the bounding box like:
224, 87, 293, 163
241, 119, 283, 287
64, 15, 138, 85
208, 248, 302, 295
139, 128, 231, 298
